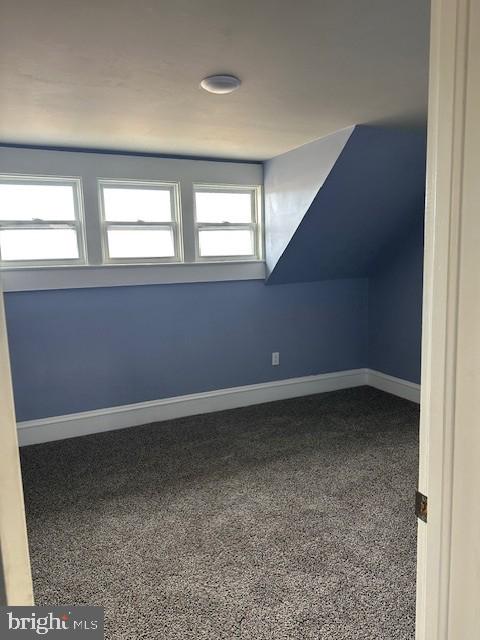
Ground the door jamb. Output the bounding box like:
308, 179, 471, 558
0, 278, 33, 605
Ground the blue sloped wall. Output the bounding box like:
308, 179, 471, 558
266, 125, 426, 283
264, 126, 354, 272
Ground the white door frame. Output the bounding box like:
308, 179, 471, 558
0, 278, 33, 605
416, 0, 480, 637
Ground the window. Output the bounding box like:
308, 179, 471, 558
0, 170, 264, 278
0, 176, 85, 266
194, 185, 262, 260
99, 180, 181, 263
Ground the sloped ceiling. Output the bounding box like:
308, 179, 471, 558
265, 125, 427, 284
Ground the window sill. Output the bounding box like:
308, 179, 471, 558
0, 261, 266, 292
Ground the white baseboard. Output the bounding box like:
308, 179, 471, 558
367, 369, 421, 404
17, 368, 420, 447
17, 369, 367, 446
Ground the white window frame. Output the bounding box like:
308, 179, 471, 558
98, 179, 183, 265
0, 174, 86, 268
193, 184, 263, 262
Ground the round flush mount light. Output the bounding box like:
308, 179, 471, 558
200, 74, 241, 94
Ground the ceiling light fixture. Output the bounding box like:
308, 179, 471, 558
200, 74, 241, 95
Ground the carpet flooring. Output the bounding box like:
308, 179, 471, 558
20, 387, 419, 639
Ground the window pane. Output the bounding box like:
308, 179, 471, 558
195, 191, 253, 223
103, 187, 173, 222
107, 228, 175, 259
0, 183, 76, 221
198, 229, 254, 257
0, 228, 79, 261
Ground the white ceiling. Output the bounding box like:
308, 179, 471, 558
0, 0, 430, 161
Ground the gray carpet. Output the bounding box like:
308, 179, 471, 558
20, 386, 418, 639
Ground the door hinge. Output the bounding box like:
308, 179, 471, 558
416, 490, 428, 523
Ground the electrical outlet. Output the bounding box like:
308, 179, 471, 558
272, 351, 280, 366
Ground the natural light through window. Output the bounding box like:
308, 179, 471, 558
103, 188, 172, 223
0, 177, 84, 265
195, 191, 252, 224
107, 228, 175, 259
198, 229, 253, 257
194, 186, 261, 260
0, 229, 79, 261
100, 181, 179, 262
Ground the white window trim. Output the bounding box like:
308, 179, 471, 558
193, 183, 263, 262
0, 174, 86, 268
98, 178, 183, 265
0, 261, 266, 291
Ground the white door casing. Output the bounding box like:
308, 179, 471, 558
416, 0, 480, 637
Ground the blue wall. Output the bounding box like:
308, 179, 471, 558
368, 221, 424, 384
5, 279, 368, 421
